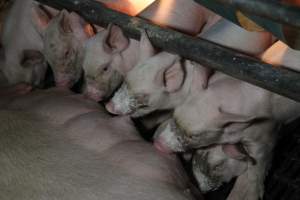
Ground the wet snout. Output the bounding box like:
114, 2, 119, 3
105, 100, 123, 115
153, 118, 185, 153
105, 83, 134, 115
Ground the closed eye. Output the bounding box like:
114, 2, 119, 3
99, 64, 110, 73
103, 66, 109, 72
138, 104, 149, 109
64, 50, 70, 57
185, 134, 200, 139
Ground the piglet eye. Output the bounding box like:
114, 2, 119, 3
64, 50, 70, 57
103, 66, 109, 72
184, 133, 199, 140
139, 105, 149, 109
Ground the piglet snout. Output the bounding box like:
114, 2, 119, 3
105, 101, 123, 115
154, 139, 173, 154
153, 119, 185, 153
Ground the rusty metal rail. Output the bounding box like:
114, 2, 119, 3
35, 0, 300, 102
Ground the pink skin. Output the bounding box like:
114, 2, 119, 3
1, 88, 198, 200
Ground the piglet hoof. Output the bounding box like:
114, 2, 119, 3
0, 83, 32, 97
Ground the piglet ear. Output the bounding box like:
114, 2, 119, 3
93, 24, 105, 33
58, 10, 73, 33
138, 30, 156, 62
83, 24, 97, 38
106, 24, 129, 53
163, 57, 185, 93
216, 108, 267, 134
222, 144, 247, 160
187, 60, 214, 90
67, 12, 95, 39
31, 3, 52, 35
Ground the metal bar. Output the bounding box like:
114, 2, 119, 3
35, 0, 300, 102
196, 0, 300, 28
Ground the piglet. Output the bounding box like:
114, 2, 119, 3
192, 144, 250, 193
35, 9, 95, 88
0, 0, 55, 87
82, 24, 139, 101
105, 20, 273, 117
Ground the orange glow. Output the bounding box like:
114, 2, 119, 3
104, 0, 156, 16
283, 0, 300, 6
84, 24, 95, 37
261, 41, 289, 68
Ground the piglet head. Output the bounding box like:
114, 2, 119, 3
192, 144, 249, 193
33, 8, 94, 88
105, 30, 185, 117
83, 24, 129, 101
